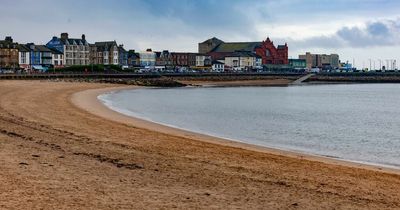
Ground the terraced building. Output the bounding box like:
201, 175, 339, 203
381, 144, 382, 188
0, 36, 19, 69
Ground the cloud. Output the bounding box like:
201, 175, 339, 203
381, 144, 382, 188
290, 18, 400, 50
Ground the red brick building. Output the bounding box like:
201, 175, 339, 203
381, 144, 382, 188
198, 37, 288, 65
255, 38, 288, 65
171, 52, 197, 67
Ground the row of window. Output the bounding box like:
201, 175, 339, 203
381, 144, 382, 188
0, 50, 18, 56
65, 59, 90, 65
65, 52, 90, 58
65, 46, 89, 51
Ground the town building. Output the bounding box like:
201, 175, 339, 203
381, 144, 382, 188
46, 33, 90, 67
155, 50, 173, 67
289, 59, 306, 70
199, 37, 288, 65
18, 43, 53, 71
18, 44, 30, 70
299, 52, 339, 70
199, 37, 224, 54
91, 41, 119, 65
28, 44, 53, 66
89, 44, 97, 65
0, 36, 19, 69
195, 54, 212, 67
224, 51, 262, 71
171, 52, 197, 67
50, 48, 64, 68
212, 60, 225, 72
118, 45, 128, 67
139, 49, 156, 68
127, 50, 140, 68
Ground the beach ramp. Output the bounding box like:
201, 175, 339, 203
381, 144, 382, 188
292, 73, 315, 85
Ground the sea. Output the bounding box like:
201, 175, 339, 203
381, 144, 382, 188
98, 84, 400, 169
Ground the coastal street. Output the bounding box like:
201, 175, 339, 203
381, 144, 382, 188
0, 80, 400, 209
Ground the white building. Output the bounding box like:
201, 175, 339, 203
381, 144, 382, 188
18, 44, 30, 70
140, 49, 156, 67
212, 60, 225, 72
46, 33, 90, 67
224, 51, 261, 71
50, 48, 64, 68
195, 54, 212, 67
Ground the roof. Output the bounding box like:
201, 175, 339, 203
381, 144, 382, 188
201, 37, 224, 44
196, 53, 209, 56
49, 48, 63, 54
118, 45, 127, 52
225, 51, 260, 58
128, 50, 139, 59
171, 52, 197, 55
17, 44, 30, 52
211, 42, 261, 53
277, 45, 286, 49
94, 41, 118, 51
63, 38, 89, 46
24, 44, 52, 52
212, 60, 224, 65
0, 40, 18, 49
36, 45, 52, 52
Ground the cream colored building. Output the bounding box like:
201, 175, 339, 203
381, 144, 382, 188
195, 54, 211, 67
46, 33, 90, 67
224, 51, 261, 71
299, 52, 339, 69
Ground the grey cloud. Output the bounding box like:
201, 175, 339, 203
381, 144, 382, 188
290, 19, 400, 50
367, 22, 389, 36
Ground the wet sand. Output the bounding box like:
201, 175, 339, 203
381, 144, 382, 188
1, 80, 400, 209
178, 78, 293, 87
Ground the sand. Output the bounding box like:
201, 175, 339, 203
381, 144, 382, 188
178, 78, 293, 87
1, 80, 400, 210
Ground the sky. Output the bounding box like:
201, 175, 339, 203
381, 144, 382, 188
1, 0, 400, 69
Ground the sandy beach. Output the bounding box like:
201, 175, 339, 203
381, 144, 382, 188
1, 80, 400, 209
178, 78, 294, 87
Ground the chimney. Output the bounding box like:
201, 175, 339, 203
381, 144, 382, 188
5, 36, 13, 43
27, 43, 35, 50
81, 34, 85, 41
61, 33, 69, 40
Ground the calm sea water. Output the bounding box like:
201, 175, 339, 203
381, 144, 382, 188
99, 84, 400, 169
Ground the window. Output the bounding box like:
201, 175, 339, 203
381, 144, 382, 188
233, 60, 239, 67
266, 49, 271, 56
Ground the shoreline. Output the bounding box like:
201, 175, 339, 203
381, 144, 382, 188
72, 85, 400, 175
